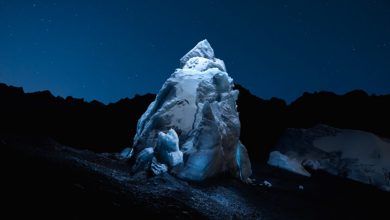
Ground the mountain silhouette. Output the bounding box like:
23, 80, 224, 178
1, 82, 389, 162
0, 83, 155, 152
235, 85, 390, 162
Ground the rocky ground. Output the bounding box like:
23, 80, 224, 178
1, 134, 388, 219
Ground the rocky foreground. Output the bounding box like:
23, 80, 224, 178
2, 133, 388, 220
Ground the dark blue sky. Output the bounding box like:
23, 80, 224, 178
0, 0, 389, 103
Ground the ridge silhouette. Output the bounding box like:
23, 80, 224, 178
1, 82, 389, 162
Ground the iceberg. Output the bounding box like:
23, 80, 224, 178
131, 39, 252, 181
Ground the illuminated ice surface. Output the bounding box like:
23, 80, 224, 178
131, 40, 252, 181
268, 125, 390, 191
155, 129, 183, 168
267, 151, 311, 177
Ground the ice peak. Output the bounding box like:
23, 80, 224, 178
180, 39, 215, 65
131, 40, 251, 182
179, 39, 226, 72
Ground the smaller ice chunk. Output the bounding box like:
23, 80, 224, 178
119, 147, 133, 159
151, 157, 168, 175
167, 151, 184, 167
267, 151, 311, 177
132, 147, 154, 172
236, 141, 252, 181
155, 129, 183, 167
214, 58, 226, 72
302, 159, 321, 170
298, 185, 304, 190
157, 129, 179, 152
263, 180, 272, 187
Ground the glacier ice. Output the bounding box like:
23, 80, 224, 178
180, 39, 215, 65
119, 147, 133, 159
263, 180, 272, 187
268, 125, 390, 191
155, 129, 183, 167
236, 141, 252, 180
131, 39, 252, 181
302, 159, 321, 170
267, 151, 311, 177
132, 147, 154, 172
151, 157, 168, 175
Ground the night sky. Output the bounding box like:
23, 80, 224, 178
0, 0, 389, 103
